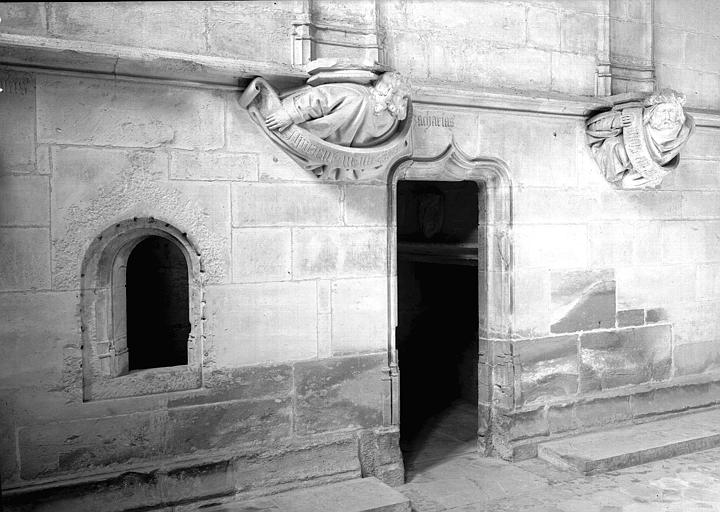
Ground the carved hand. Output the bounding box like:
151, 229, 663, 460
265, 109, 293, 131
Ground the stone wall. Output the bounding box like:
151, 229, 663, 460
1, 0, 720, 509
654, 0, 720, 109
0, 68, 399, 509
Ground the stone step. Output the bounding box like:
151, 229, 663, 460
537, 407, 720, 475
185, 477, 410, 512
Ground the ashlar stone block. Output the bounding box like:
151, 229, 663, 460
0, 69, 35, 173
0, 176, 49, 226
232, 228, 291, 283
205, 281, 318, 366
514, 334, 579, 407
0, 228, 50, 291
293, 227, 387, 279
232, 183, 342, 227
37, 75, 224, 150
579, 325, 671, 393
170, 151, 259, 182
294, 353, 385, 435
47, 2, 206, 54
0, 3, 47, 35
331, 277, 388, 355
550, 269, 616, 334
0, 291, 79, 390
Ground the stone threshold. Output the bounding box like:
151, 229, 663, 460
538, 406, 720, 475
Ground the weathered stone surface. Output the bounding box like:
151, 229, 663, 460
166, 399, 292, 453
514, 224, 587, 269
0, 68, 35, 173
514, 335, 578, 407
0, 175, 49, 226
0, 3, 47, 35
574, 396, 631, 429
232, 183, 342, 227
170, 151, 259, 182
47, 2, 206, 53
673, 341, 720, 377
617, 309, 645, 327
331, 278, 388, 354
51, 146, 231, 289
513, 269, 551, 337
37, 75, 224, 149
293, 228, 387, 279
587, 221, 662, 267
231, 437, 361, 491
526, 6, 561, 50
358, 428, 404, 484
547, 402, 577, 434
206, 2, 295, 64
18, 411, 168, 479
508, 407, 548, 441
616, 265, 696, 310
232, 228, 292, 282
344, 185, 388, 226
172, 364, 292, 407
0, 291, 78, 389
598, 190, 682, 221
294, 353, 385, 434
550, 269, 616, 333
539, 407, 720, 475
513, 188, 598, 224
645, 308, 668, 323
631, 381, 720, 417
579, 325, 672, 393
550, 52, 597, 95
560, 12, 599, 54
205, 281, 317, 366
216, 476, 411, 512
0, 228, 50, 291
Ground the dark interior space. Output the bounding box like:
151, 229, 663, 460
126, 235, 190, 370
396, 180, 480, 472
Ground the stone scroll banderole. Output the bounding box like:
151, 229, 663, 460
585, 89, 695, 190
239, 63, 413, 181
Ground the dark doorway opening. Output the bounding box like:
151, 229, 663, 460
396, 180, 479, 472
127, 236, 190, 370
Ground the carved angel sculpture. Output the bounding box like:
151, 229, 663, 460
586, 89, 695, 189
265, 71, 410, 148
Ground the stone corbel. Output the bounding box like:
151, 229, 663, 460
586, 90, 695, 189
239, 63, 413, 181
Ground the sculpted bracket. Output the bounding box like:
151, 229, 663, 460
586, 89, 695, 189
239, 60, 413, 181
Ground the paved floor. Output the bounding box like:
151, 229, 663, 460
399, 403, 720, 511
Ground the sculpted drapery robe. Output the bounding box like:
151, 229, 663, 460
281, 83, 400, 148
586, 107, 695, 184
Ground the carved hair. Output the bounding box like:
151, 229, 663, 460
377, 72, 411, 99
644, 89, 686, 108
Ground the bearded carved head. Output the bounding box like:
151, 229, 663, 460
373, 72, 411, 121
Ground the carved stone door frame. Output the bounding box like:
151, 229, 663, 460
384, 141, 514, 455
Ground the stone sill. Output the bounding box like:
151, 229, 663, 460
1, 33, 719, 126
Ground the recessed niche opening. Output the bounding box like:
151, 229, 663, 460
127, 236, 190, 370
396, 180, 480, 471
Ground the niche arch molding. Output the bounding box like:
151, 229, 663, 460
80, 217, 203, 401
384, 140, 514, 455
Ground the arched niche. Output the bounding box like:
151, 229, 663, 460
80, 218, 203, 401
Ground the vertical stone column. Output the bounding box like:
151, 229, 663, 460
608, 0, 655, 93
291, 0, 381, 67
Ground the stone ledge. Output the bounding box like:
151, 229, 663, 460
0, 33, 307, 90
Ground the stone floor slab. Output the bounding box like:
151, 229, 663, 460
190, 477, 410, 512
538, 407, 720, 474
